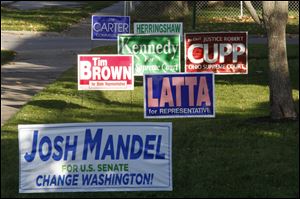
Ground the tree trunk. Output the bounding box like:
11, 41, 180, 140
162, 1, 190, 17
136, 1, 190, 19
263, 2, 298, 120
207, 1, 224, 8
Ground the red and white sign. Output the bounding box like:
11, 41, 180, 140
185, 32, 248, 74
78, 55, 134, 90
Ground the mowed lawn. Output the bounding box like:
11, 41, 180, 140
1, 44, 299, 198
1, 1, 116, 32
131, 6, 299, 35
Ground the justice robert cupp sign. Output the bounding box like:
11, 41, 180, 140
185, 32, 248, 74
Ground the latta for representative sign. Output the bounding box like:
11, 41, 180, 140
118, 34, 180, 76
19, 122, 172, 193
91, 16, 130, 40
78, 55, 134, 90
134, 22, 183, 41
185, 32, 248, 74
144, 73, 215, 118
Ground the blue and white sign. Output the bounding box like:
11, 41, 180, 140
91, 16, 130, 40
19, 122, 172, 193
144, 73, 215, 118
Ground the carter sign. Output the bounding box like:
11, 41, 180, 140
92, 16, 130, 40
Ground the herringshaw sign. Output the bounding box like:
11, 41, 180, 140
78, 55, 134, 90
185, 32, 248, 74
118, 34, 180, 76
91, 16, 130, 40
18, 122, 172, 193
144, 73, 215, 118
133, 22, 183, 41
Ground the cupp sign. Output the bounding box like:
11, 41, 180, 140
185, 32, 248, 74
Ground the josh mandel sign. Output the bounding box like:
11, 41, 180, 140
19, 122, 172, 193
134, 22, 183, 41
92, 16, 130, 40
118, 34, 180, 76
185, 32, 248, 74
78, 55, 134, 90
144, 73, 215, 118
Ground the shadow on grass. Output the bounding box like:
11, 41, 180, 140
89, 92, 143, 109
27, 100, 84, 109
1, 86, 299, 197
1, 108, 299, 198
1, 41, 299, 197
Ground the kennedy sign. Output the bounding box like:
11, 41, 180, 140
78, 55, 134, 90
92, 16, 130, 40
185, 32, 248, 74
118, 34, 180, 76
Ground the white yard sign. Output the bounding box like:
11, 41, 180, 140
19, 122, 172, 193
134, 22, 183, 41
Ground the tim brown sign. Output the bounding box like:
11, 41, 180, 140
78, 55, 134, 90
185, 32, 248, 74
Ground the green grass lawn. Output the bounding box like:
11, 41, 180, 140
1, 44, 299, 198
131, 15, 299, 35
1, 50, 16, 66
1, 1, 116, 32
130, 6, 299, 35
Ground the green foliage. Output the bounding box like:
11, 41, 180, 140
1, 50, 16, 65
130, 6, 299, 35
1, 44, 299, 197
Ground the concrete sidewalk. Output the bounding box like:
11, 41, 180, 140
1, 2, 123, 126
248, 35, 299, 45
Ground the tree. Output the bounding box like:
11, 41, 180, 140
136, 1, 190, 19
244, 1, 298, 120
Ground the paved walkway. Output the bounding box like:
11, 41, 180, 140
1, 2, 123, 125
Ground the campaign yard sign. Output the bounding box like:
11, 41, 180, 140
92, 16, 130, 40
185, 32, 248, 74
118, 34, 180, 76
134, 22, 183, 41
78, 55, 134, 90
144, 73, 215, 118
19, 122, 172, 193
